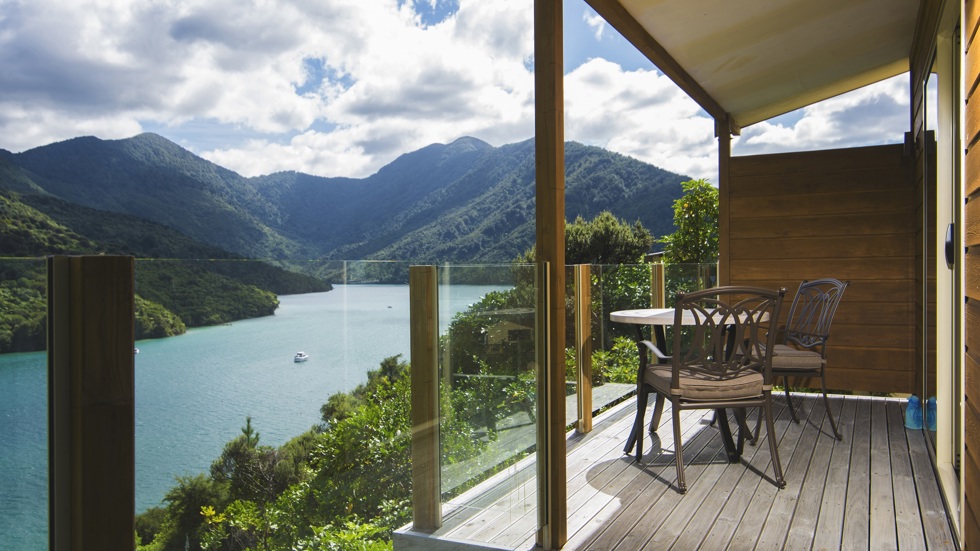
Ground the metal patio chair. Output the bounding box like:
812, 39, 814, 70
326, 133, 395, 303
755, 278, 850, 441
631, 286, 787, 494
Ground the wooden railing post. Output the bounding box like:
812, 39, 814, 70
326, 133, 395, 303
409, 265, 441, 531
48, 255, 135, 551
651, 262, 666, 308
574, 265, 593, 433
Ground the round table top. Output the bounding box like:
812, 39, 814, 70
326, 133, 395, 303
609, 308, 678, 325
610, 307, 768, 326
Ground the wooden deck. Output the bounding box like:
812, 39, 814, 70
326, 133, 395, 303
395, 393, 957, 550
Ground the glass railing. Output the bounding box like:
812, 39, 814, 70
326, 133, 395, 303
430, 263, 537, 546
129, 259, 529, 550
0, 258, 48, 550
132, 259, 439, 550
571, 262, 719, 428
3, 256, 715, 550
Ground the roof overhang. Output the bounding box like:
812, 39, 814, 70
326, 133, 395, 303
585, 0, 921, 132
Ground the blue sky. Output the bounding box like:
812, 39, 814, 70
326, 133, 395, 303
0, 0, 909, 181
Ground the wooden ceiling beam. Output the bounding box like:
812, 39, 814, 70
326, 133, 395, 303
583, 0, 739, 134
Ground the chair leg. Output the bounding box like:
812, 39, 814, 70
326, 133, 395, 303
626, 388, 649, 460
784, 377, 800, 423
672, 401, 686, 493
763, 394, 786, 489
650, 393, 665, 435
751, 405, 763, 445
820, 372, 842, 440
733, 408, 752, 456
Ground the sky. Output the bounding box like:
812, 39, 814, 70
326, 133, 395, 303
0, 0, 910, 182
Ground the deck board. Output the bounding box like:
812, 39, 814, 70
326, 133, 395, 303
811, 396, 858, 550
887, 400, 927, 550
725, 396, 811, 550
753, 394, 822, 550
841, 398, 873, 549
782, 397, 844, 549
869, 399, 899, 550
393, 394, 957, 551
907, 416, 957, 549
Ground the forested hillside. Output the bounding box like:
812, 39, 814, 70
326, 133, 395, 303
3, 134, 688, 262
0, 191, 330, 352
0, 133, 689, 351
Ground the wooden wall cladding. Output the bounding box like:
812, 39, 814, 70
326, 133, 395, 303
963, 0, 980, 545
727, 144, 915, 393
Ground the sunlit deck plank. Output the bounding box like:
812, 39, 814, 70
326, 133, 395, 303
841, 398, 873, 548
870, 399, 899, 549
887, 400, 927, 550
907, 417, 957, 548
751, 394, 824, 550
724, 394, 814, 550
811, 396, 858, 550
781, 396, 845, 549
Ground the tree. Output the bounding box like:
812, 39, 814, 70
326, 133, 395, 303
565, 211, 653, 264
518, 210, 653, 264
659, 179, 719, 263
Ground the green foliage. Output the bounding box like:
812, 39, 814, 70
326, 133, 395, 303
0, 261, 46, 352
137, 263, 280, 327
320, 393, 362, 426
660, 179, 719, 263
135, 507, 168, 547
140, 474, 227, 551
501, 369, 537, 423
138, 353, 491, 551
592, 336, 640, 384
136, 295, 187, 339
0, 192, 96, 254
519, 211, 654, 265
590, 263, 657, 349
565, 211, 652, 264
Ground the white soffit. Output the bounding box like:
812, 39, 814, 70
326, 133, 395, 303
616, 0, 920, 128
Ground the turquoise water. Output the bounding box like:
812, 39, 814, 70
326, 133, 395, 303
0, 283, 506, 549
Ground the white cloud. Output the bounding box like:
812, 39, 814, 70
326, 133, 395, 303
0, 0, 909, 183
733, 74, 909, 156
583, 11, 606, 40
564, 58, 718, 181
0, 0, 537, 176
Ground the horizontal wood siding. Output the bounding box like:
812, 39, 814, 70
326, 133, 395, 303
728, 145, 915, 393
966, 0, 980, 545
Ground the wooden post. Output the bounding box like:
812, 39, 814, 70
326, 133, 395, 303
651, 262, 665, 308
717, 117, 732, 286
574, 265, 593, 433
48, 255, 135, 551
534, 0, 567, 547
409, 265, 441, 531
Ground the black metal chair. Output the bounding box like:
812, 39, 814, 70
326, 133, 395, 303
626, 286, 787, 494
755, 278, 850, 441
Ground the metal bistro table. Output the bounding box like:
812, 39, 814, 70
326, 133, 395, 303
610, 308, 749, 462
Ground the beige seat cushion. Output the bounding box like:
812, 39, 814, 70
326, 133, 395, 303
769, 343, 823, 370
644, 364, 764, 401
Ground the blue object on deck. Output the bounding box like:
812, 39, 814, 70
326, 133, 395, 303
926, 397, 937, 431
905, 395, 922, 430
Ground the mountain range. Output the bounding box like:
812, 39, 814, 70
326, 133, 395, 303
0, 133, 688, 263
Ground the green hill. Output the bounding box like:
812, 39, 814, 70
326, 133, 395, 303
0, 190, 330, 352
6, 134, 688, 262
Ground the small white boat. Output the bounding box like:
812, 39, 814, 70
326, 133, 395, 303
294, 352, 309, 363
